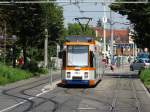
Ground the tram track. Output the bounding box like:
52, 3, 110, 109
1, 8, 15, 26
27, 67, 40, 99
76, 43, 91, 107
63, 86, 114, 111
131, 79, 142, 112
1, 73, 62, 112
108, 74, 143, 112
1, 71, 146, 112
109, 78, 120, 112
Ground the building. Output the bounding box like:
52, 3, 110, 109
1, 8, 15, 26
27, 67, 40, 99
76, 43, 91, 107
93, 27, 135, 56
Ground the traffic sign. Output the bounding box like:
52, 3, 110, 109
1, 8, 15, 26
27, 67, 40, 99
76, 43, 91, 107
102, 16, 107, 23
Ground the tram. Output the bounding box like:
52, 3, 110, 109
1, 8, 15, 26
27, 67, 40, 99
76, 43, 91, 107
60, 36, 105, 86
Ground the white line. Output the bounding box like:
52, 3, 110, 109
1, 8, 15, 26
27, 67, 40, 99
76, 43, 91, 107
0, 90, 49, 112
0, 80, 60, 112
77, 107, 96, 110
0, 100, 26, 112
36, 91, 47, 97
28, 97, 35, 100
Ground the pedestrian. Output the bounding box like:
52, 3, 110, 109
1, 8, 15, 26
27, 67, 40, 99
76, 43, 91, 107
128, 55, 131, 64
110, 56, 115, 71
106, 56, 109, 64
17, 56, 24, 67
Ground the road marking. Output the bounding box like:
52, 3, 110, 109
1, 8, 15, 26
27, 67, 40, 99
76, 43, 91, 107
36, 91, 48, 97
0, 91, 49, 112
28, 97, 35, 100
0, 100, 26, 112
0, 80, 60, 112
77, 107, 96, 110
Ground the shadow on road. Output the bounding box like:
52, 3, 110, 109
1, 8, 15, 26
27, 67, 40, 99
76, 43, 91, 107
57, 80, 101, 89
104, 73, 139, 79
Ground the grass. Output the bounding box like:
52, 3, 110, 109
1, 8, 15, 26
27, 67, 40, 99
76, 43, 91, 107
139, 68, 150, 87
0, 63, 32, 85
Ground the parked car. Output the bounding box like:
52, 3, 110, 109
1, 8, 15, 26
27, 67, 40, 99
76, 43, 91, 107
137, 52, 150, 61
130, 59, 150, 71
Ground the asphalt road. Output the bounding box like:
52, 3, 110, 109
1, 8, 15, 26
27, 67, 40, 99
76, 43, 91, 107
0, 67, 150, 112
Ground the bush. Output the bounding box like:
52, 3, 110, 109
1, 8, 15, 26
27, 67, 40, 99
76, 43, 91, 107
0, 63, 32, 85
140, 68, 150, 86
37, 68, 48, 74
0, 76, 9, 85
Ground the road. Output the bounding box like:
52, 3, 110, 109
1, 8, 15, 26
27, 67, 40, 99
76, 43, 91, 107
0, 66, 150, 112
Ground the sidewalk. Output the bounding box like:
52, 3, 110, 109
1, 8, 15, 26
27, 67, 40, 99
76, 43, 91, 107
105, 64, 130, 73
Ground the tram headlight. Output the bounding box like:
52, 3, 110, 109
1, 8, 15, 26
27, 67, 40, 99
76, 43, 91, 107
67, 72, 71, 78
84, 72, 88, 78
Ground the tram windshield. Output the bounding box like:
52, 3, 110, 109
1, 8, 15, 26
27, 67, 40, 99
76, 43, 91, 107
67, 45, 89, 67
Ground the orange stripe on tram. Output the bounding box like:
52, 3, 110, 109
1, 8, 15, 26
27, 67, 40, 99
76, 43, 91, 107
64, 42, 95, 46
89, 80, 95, 86
63, 67, 96, 70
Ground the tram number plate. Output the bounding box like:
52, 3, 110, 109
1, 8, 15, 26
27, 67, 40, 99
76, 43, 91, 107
72, 76, 82, 80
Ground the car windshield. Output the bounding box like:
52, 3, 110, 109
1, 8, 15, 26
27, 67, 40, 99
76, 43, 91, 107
137, 53, 149, 58
135, 59, 150, 63
144, 60, 150, 63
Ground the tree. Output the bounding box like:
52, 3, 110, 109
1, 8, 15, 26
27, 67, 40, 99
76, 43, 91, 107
0, 2, 65, 66
110, 0, 150, 50
67, 23, 95, 37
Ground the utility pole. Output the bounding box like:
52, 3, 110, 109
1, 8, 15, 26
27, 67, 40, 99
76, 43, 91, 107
44, 28, 48, 68
110, 10, 114, 63
44, 8, 48, 68
110, 25, 114, 61
102, 3, 107, 58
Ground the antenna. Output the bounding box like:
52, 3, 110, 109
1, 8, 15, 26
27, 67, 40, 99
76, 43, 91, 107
74, 17, 92, 32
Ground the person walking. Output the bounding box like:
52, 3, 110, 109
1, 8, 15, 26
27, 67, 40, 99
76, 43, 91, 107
110, 56, 116, 71
128, 55, 131, 64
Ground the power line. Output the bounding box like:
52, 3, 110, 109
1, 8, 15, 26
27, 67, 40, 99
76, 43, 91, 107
0, 0, 149, 4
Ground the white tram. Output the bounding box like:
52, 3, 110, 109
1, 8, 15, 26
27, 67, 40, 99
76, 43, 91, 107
60, 36, 105, 86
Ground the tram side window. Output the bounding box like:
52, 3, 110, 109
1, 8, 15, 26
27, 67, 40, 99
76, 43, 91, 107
62, 51, 66, 67
90, 51, 95, 67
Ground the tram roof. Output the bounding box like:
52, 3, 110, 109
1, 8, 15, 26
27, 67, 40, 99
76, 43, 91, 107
65, 36, 94, 42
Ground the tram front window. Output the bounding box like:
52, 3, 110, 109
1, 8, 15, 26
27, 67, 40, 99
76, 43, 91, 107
67, 45, 89, 67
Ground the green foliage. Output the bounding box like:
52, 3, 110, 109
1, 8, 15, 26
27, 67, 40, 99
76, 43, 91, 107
110, 1, 150, 50
0, 63, 32, 85
37, 68, 48, 74
67, 23, 95, 37
0, 2, 65, 65
140, 68, 150, 86
0, 76, 9, 85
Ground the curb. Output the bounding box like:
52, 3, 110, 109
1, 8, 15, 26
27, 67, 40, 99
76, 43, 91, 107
140, 80, 150, 98
42, 80, 61, 91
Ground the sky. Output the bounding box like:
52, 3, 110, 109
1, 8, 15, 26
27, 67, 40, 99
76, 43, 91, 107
58, 2, 130, 29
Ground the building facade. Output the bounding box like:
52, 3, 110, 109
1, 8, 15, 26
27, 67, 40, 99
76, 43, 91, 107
94, 27, 136, 56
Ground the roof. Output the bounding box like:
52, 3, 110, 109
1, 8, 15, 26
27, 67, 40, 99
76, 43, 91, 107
93, 27, 129, 43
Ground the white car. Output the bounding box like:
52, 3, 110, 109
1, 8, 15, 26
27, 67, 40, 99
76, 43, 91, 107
130, 59, 150, 71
